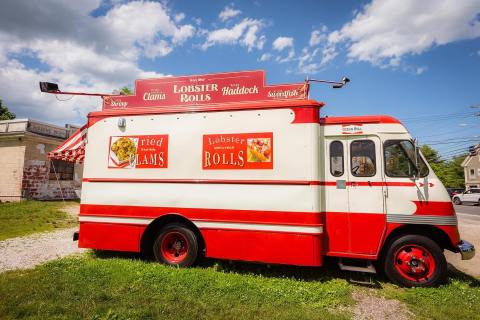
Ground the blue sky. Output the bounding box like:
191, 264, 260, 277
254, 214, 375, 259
0, 0, 479, 158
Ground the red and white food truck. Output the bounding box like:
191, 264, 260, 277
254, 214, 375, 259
46, 70, 474, 287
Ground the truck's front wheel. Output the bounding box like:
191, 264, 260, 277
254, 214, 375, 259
153, 223, 199, 267
383, 235, 447, 287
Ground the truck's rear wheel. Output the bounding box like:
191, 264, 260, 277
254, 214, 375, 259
153, 223, 198, 267
383, 235, 447, 287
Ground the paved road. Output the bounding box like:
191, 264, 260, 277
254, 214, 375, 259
454, 204, 480, 216
445, 204, 480, 278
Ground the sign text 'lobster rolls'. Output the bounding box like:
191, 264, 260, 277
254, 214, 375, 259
108, 135, 169, 169
202, 133, 273, 170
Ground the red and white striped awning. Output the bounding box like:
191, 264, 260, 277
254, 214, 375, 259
48, 124, 87, 163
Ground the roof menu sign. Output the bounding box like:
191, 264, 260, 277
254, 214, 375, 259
103, 70, 308, 110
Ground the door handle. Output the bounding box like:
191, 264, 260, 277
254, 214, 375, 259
350, 182, 358, 187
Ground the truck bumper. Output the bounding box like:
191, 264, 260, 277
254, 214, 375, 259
458, 240, 475, 260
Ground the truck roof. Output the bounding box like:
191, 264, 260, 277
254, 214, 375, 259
319, 115, 402, 125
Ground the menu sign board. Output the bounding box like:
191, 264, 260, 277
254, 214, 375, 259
103, 70, 308, 110
202, 132, 273, 170
108, 135, 168, 169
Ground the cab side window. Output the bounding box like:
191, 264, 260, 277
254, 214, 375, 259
350, 140, 376, 177
384, 140, 429, 177
330, 141, 344, 177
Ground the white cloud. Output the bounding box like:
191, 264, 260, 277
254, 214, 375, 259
272, 37, 294, 51
309, 26, 327, 47
415, 66, 428, 75
259, 53, 271, 61
175, 12, 185, 23
330, 0, 480, 67
101, 1, 195, 46
0, 0, 192, 124
202, 18, 265, 51
219, 5, 241, 22
272, 36, 295, 62
144, 40, 173, 58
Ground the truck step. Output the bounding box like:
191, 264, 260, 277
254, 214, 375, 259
338, 259, 376, 274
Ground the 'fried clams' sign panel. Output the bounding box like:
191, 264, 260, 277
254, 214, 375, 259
108, 135, 168, 169
202, 133, 273, 170
103, 70, 308, 110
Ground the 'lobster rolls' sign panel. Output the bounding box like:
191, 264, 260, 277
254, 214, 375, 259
203, 133, 273, 170
103, 70, 308, 110
108, 135, 169, 169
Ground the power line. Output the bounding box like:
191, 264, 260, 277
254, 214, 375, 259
423, 136, 479, 143
400, 111, 473, 121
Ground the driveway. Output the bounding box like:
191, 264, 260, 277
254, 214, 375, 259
0, 204, 83, 273
445, 205, 480, 278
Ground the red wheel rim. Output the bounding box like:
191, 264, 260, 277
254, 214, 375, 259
161, 231, 189, 263
393, 244, 436, 283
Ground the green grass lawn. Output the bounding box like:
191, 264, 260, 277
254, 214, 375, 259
0, 253, 353, 320
379, 269, 480, 320
0, 252, 478, 320
0, 201, 77, 240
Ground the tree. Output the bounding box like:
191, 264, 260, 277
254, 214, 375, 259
420, 144, 466, 188
120, 87, 133, 95
0, 99, 15, 120
420, 145, 442, 163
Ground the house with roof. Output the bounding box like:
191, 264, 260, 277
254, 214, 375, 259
462, 144, 480, 189
0, 118, 83, 202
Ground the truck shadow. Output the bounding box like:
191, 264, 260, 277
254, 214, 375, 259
91, 250, 480, 288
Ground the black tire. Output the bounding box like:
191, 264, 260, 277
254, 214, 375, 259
153, 223, 199, 267
383, 234, 447, 287
453, 197, 461, 205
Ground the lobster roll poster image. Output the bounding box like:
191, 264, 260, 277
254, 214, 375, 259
203, 133, 273, 170
108, 135, 169, 169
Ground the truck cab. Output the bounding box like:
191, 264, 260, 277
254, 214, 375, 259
321, 115, 474, 286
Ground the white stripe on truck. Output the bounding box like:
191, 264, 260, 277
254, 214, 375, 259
78, 215, 323, 234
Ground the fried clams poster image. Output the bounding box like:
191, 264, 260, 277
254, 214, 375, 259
108, 135, 168, 169
203, 133, 273, 170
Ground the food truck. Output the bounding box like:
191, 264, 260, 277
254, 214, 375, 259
45, 70, 474, 287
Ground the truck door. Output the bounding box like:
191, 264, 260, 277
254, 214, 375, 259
383, 139, 430, 221
347, 137, 386, 254
324, 138, 350, 253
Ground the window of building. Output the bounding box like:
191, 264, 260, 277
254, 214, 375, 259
350, 140, 376, 177
49, 159, 74, 180
470, 169, 475, 177
384, 140, 429, 178
330, 141, 344, 177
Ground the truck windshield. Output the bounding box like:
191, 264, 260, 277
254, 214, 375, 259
384, 140, 428, 178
